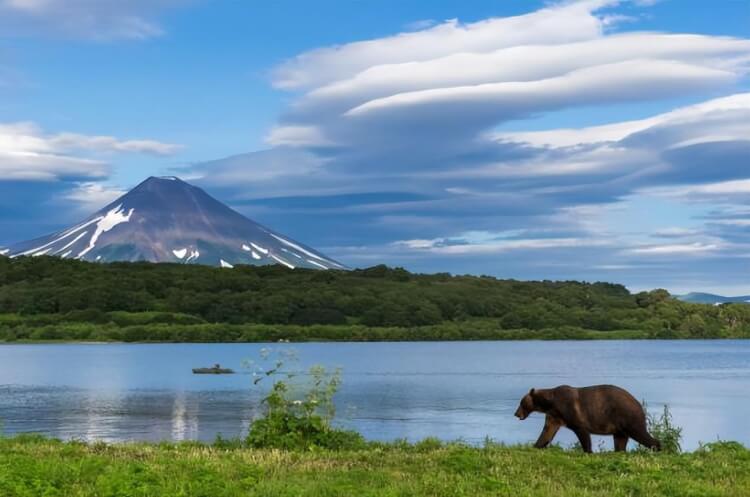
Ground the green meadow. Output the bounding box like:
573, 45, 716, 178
1, 436, 748, 497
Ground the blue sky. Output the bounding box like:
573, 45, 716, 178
1, 0, 749, 294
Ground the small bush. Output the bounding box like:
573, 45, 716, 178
213, 434, 244, 449
697, 440, 745, 454
245, 349, 365, 450
643, 403, 682, 454
414, 437, 444, 452
247, 410, 364, 450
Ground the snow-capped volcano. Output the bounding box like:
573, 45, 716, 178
3, 176, 345, 270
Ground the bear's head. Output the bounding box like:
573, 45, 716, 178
514, 388, 547, 420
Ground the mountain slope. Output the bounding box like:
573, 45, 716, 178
2, 176, 345, 270
676, 292, 750, 304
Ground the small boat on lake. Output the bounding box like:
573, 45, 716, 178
192, 363, 235, 374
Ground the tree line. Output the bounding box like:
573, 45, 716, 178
1, 256, 749, 341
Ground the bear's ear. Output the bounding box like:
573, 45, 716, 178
529, 388, 536, 396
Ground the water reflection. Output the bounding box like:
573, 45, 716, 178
0, 341, 749, 450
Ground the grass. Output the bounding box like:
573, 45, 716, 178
1, 435, 748, 496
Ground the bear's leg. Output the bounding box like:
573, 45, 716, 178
613, 434, 628, 452
534, 415, 562, 448
572, 428, 592, 453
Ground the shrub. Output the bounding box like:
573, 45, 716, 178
245, 349, 365, 450
642, 402, 682, 454
414, 437, 444, 452
697, 440, 745, 454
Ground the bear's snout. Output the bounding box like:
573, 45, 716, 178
514, 407, 528, 420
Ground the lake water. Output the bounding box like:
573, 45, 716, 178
1, 341, 748, 451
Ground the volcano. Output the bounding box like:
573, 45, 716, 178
2, 176, 345, 270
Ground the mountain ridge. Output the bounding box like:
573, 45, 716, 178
1, 176, 345, 270
675, 292, 750, 305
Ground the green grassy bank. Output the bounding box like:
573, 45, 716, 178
0, 436, 748, 497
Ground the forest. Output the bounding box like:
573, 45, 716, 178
1, 256, 749, 341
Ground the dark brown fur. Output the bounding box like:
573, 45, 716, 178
514, 385, 661, 453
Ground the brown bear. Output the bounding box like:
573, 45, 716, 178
514, 384, 661, 453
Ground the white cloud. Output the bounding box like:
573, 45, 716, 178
193, 147, 333, 198
475, 94, 750, 201
300, 33, 748, 120
262, 0, 750, 180
393, 230, 612, 255
62, 182, 126, 212
265, 126, 334, 147
652, 227, 701, 238
709, 219, 750, 227
273, 1, 613, 89
498, 92, 750, 148
199, 0, 750, 211
190, 0, 750, 291
344, 59, 733, 118
626, 242, 722, 255
644, 178, 750, 200
689, 179, 750, 195
0, 0, 185, 40
0, 153, 106, 181
0, 121, 182, 180
600, 14, 638, 28
49, 133, 182, 155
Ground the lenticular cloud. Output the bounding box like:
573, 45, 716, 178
190, 0, 750, 288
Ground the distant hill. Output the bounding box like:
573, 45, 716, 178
1, 176, 344, 270
676, 292, 750, 305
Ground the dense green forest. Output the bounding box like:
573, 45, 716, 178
1, 256, 749, 341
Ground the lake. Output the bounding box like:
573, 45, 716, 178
1, 341, 748, 451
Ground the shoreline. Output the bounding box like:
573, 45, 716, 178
2, 335, 749, 345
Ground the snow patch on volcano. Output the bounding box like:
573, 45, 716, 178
281, 248, 302, 259
241, 244, 262, 260
56, 215, 107, 242
78, 205, 134, 259
307, 259, 329, 270
270, 234, 330, 263
54, 231, 88, 254
13, 216, 102, 258
271, 254, 294, 269
173, 248, 187, 259
220, 259, 234, 268
250, 242, 269, 255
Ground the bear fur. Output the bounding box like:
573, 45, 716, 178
514, 384, 661, 453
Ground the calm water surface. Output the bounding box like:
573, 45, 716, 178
1, 341, 748, 450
